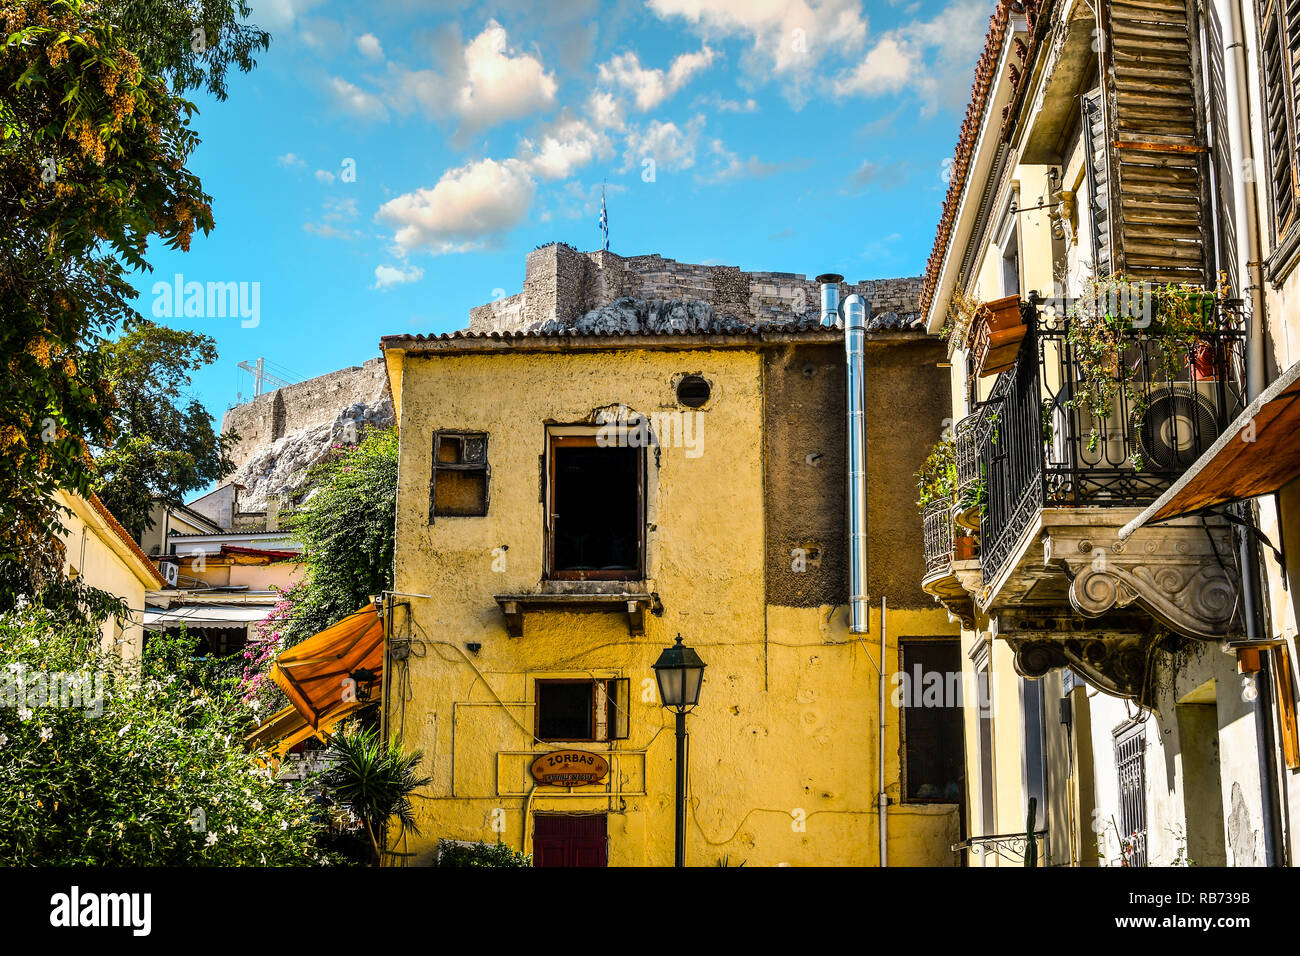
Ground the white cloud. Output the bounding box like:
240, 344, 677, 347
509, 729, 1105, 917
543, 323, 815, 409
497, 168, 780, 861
315, 169, 336, 184
597, 45, 716, 111
697, 138, 810, 183
378, 20, 557, 135
519, 114, 611, 180
251, 0, 313, 31
303, 195, 360, 239
329, 76, 389, 120
831, 36, 915, 96
585, 90, 626, 132
377, 158, 536, 254
621, 115, 706, 173
356, 33, 383, 59
832, 0, 995, 110
277, 152, 307, 167
372, 264, 425, 290
647, 0, 867, 103
456, 20, 558, 131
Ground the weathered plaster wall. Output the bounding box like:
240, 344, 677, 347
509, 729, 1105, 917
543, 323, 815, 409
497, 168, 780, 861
389, 346, 958, 866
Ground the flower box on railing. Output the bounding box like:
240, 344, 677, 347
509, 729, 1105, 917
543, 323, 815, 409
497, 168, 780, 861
969, 295, 1027, 379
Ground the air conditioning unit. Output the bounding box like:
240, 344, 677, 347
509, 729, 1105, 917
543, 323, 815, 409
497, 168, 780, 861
162, 561, 179, 587
1131, 383, 1219, 470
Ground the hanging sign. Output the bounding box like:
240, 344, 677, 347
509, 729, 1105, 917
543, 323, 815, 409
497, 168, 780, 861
530, 750, 609, 786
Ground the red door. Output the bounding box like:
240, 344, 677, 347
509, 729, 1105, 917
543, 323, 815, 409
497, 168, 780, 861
533, 814, 608, 867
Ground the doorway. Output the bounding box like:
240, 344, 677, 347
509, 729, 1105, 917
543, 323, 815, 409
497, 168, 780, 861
532, 813, 608, 867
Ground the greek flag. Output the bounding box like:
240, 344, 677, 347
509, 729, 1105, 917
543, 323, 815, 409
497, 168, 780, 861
598, 188, 609, 251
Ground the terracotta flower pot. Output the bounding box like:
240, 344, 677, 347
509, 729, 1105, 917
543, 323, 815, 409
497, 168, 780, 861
953, 535, 979, 562
1192, 341, 1217, 380
971, 295, 1027, 378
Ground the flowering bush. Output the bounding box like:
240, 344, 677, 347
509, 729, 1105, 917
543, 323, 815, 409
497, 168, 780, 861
0, 605, 340, 865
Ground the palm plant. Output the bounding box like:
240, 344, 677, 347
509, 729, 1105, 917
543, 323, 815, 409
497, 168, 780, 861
322, 725, 431, 866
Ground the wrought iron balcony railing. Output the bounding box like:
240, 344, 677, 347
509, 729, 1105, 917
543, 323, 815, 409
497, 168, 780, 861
923, 495, 954, 577
976, 295, 1247, 586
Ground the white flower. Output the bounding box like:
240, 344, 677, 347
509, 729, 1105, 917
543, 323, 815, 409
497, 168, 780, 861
16, 707, 32, 722
39, 727, 52, 742
0, 734, 7, 747
251, 800, 263, 812
205, 832, 218, 846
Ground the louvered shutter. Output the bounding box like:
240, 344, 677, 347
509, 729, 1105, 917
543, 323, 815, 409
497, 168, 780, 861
1101, 0, 1212, 285
1081, 91, 1114, 273
1260, 0, 1300, 239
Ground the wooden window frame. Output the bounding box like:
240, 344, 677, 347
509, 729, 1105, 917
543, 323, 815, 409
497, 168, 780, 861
534, 677, 630, 743
429, 430, 489, 522
544, 428, 646, 581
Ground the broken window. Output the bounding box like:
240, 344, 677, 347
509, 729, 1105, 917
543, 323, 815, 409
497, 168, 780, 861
430, 431, 489, 519
535, 678, 630, 742
899, 639, 965, 804
546, 431, 644, 579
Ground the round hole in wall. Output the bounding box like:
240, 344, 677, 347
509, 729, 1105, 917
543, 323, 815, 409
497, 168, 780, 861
676, 375, 711, 408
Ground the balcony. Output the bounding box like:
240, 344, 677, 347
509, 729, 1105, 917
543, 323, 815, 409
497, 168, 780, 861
921, 495, 979, 628
926, 290, 1248, 697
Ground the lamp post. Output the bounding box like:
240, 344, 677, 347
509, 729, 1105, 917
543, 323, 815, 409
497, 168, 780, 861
651, 634, 706, 868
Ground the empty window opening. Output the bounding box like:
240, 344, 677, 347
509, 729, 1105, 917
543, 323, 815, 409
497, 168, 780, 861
548, 433, 643, 579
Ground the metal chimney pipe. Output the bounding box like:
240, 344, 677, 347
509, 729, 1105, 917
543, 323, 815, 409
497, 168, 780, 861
842, 292, 870, 633
816, 273, 843, 327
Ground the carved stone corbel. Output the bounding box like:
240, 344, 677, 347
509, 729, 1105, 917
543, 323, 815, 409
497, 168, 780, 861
1042, 520, 1239, 641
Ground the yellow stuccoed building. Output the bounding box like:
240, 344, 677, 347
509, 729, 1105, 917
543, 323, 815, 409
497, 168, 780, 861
377, 247, 962, 866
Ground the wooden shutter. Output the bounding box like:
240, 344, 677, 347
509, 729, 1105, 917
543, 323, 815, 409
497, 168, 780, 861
1273, 644, 1300, 770
1101, 0, 1212, 285
1260, 0, 1300, 238
1081, 91, 1114, 273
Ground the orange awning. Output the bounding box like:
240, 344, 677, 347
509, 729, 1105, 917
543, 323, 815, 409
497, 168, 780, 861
244, 701, 374, 759
1121, 360, 1300, 538
270, 605, 384, 730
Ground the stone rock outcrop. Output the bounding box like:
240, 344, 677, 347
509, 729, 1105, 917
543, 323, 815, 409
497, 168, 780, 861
226, 399, 393, 512
530, 297, 757, 336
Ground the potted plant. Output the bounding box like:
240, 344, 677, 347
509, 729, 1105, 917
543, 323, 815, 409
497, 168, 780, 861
953, 532, 979, 562
970, 294, 1027, 378
1066, 274, 1228, 465
915, 437, 957, 512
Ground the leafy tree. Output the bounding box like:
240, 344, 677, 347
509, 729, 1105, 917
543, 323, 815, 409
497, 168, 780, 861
280, 427, 399, 647
94, 319, 236, 538
0, 605, 339, 865
322, 725, 431, 866
0, 0, 265, 591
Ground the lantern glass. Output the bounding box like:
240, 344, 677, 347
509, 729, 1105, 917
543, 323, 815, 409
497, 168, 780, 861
652, 636, 706, 710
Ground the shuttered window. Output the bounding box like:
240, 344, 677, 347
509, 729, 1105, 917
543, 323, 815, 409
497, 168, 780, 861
1259, 0, 1300, 245
1100, 0, 1212, 285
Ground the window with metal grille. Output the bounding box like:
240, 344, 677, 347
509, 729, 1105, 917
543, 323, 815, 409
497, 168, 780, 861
1259, 0, 1300, 259
1114, 723, 1148, 867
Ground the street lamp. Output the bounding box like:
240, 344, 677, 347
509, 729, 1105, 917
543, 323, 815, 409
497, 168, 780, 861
651, 634, 706, 867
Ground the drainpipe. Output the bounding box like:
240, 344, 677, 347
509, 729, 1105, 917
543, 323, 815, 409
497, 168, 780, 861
1225, 0, 1283, 865
819, 273, 871, 634
880, 596, 888, 867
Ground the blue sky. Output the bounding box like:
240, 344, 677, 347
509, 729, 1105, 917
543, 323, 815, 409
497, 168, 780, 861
133, 0, 996, 419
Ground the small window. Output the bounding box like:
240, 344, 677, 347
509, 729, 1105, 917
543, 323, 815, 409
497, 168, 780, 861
547, 431, 643, 579
676, 375, 711, 408
899, 639, 965, 804
536, 678, 629, 742
431, 431, 488, 520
